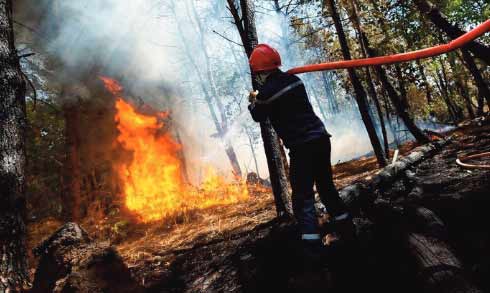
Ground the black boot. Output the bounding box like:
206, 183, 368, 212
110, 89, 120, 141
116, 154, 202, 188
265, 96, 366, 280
300, 238, 328, 269
321, 213, 356, 247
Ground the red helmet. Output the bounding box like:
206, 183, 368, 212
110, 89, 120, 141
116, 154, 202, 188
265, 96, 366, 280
249, 44, 282, 73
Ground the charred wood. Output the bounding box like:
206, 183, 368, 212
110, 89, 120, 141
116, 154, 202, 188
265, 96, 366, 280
405, 207, 482, 293
31, 223, 143, 293
340, 138, 452, 213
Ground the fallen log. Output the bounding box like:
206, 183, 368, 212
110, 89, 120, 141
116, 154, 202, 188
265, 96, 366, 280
31, 222, 143, 293
406, 207, 482, 293
338, 115, 490, 213
337, 138, 452, 213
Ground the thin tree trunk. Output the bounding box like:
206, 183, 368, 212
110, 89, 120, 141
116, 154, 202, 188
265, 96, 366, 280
416, 59, 433, 104
349, 0, 390, 157
460, 49, 490, 111
367, 69, 390, 157
228, 0, 292, 216
321, 70, 339, 114
448, 53, 475, 118
376, 64, 430, 143
435, 71, 459, 124
171, 1, 243, 177
311, 84, 329, 122
0, 0, 29, 290
187, 0, 242, 177
476, 94, 485, 115
245, 127, 260, 178
357, 30, 430, 143
394, 64, 409, 110
325, 0, 387, 167
63, 102, 82, 221
360, 0, 429, 143
382, 92, 400, 147
436, 60, 459, 122
414, 0, 490, 65
439, 58, 464, 120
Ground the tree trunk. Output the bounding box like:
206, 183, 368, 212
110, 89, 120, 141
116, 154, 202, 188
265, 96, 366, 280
460, 50, 490, 111
227, 0, 292, 216
356, 0, 429, 143
435, 71, 459, 124
476, 94, 485, 116
0, 0, 29, 290
382, 92, 401, 147
310, 84, 329, 122
416, 60, 433, 104
171, 1, 243, 177
325, 0, 387, 167
367, 69, 390, 158
348, 0, 390, 157
448, 54, 475, 119
358, 29, 430, 143
63, 102, 82, 222
394, 64, 409, 110
414, 0, 490, 65
376, 64, 430, 143
439, 58, 464, 120
186, 0, 242, 177
245, 127, 260, 178
321, 70, 339, 114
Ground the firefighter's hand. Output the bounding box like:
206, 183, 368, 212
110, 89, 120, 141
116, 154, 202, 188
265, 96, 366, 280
249, 90, 259, 104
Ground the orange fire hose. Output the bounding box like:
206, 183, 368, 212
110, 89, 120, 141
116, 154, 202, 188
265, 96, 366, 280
456, 152, 490, 169
287, 20, 490, 75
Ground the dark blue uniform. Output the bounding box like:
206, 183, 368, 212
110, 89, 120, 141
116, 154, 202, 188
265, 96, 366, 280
249, 70, 348, 237
249, 71, 328, 148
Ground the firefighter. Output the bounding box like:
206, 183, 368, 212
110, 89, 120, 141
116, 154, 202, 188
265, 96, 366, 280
247, 44, 355, 253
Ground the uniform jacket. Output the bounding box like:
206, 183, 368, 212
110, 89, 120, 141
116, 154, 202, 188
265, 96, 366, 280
248, 70, 329, 148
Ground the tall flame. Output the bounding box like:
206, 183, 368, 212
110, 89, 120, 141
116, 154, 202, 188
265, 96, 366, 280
101, 76, 248, 222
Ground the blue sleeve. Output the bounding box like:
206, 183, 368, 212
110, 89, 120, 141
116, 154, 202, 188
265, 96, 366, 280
248, 103, 269, 122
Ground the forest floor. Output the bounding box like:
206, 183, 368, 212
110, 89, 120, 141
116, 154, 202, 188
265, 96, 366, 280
25, 119, 490, 292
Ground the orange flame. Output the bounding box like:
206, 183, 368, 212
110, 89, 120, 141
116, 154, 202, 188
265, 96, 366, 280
101, 77, 248, 222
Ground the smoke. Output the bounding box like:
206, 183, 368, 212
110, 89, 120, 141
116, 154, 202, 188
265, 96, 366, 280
39, 1, 177, 82
15, 0, 404, 183
254, 4, 395, 165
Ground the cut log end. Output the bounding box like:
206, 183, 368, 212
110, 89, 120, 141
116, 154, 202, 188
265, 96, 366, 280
31, 223, 143, 293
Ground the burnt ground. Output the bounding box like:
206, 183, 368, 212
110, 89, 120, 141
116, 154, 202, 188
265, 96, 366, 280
24, 120, 490, 293
135, 123, 490, 293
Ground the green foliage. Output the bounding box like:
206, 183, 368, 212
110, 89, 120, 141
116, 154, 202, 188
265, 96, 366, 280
443, 0, 489, 25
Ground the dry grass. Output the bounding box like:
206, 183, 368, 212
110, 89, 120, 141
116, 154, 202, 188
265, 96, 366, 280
115, 188, 275, 267
26, 141, 419, 277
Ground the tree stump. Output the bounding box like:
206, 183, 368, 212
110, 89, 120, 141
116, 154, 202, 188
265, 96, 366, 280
406, 207, 482, 293
31, 223, 142, 293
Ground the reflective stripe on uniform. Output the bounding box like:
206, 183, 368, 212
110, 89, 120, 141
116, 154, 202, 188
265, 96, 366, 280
301, 233, 321, 240
334, 213, 349, 221
255, 80, 303, 105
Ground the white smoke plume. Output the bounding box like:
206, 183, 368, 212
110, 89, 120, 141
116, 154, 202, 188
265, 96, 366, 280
15, 0, 398, 182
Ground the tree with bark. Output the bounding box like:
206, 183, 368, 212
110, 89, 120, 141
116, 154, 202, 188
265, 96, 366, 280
324, 0, 388, 167
413, 0, 490, 66
345, 0, 430, 143
459, 49, 490, 110
347, 0, 390, 157
227, 0, 292, 216
170, 0, 243, 178
62, 99, 82, 222
0, 0, 29, 290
